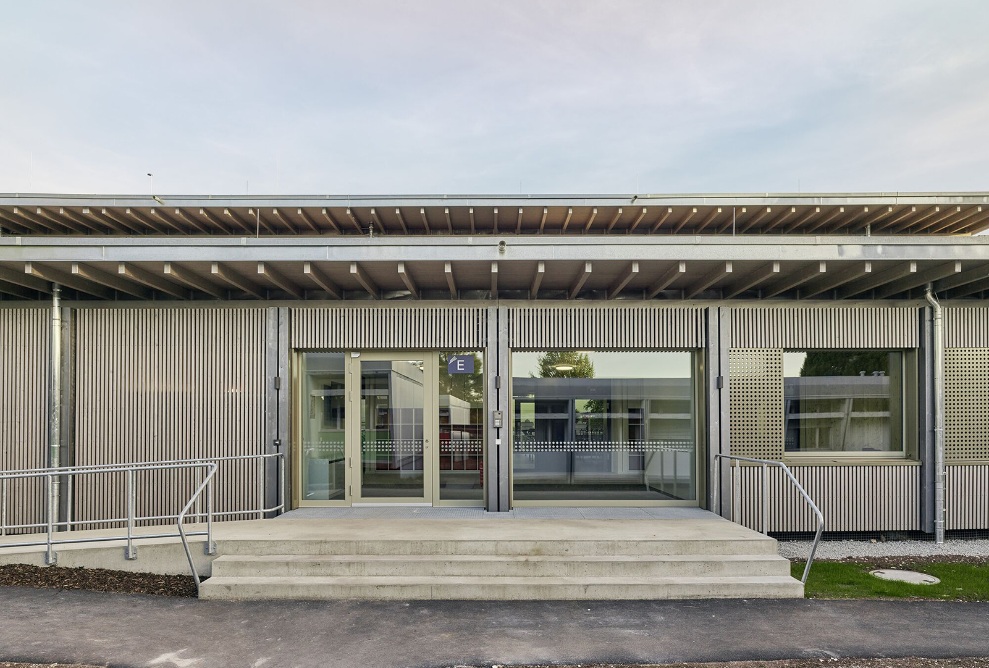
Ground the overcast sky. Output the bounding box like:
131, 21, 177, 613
2, 1, 987, 196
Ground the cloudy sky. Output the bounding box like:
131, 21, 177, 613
2, 1, 987, 196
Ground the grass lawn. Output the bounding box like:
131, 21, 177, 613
793, 559, 989, 601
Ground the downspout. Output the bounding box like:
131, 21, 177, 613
48, 285, 62, 547
924, 284, 945, 544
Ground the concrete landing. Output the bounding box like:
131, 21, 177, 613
1, 510, 804, 601
199, 513, 803, 600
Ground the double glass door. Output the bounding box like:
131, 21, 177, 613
298, 351, 485, 506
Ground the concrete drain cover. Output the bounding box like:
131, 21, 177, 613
870, 569, 940, 585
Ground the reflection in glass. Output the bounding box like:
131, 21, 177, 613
438, 352, 485, 501
512, 351, 695, 502
360, 360, 425, 498
301, 353, 346, 501
784, 350, 903, 453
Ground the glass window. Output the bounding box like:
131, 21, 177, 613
300, 353, 347, 501
783, 350, 904, 455
512, 351, 696, 502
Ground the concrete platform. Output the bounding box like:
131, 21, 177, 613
1, 509, 805, 601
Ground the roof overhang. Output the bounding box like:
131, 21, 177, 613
3, 234, 989, 302
1, 192, 988, 237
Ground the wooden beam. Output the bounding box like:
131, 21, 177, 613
71, 263, 152, 299
397, 262, 419, 299
801, 262, 872, 299
303, 262, 342, 299
118, 263, 188, 299
350, 262, 379, 299
445, 262, 457, 299
257, 262, 303, 299
646, 261, 686, 298
608, 261, 639, 299
25, 262, 114, 299
163, 262, 225, 298
211, 262, 266, 299
568, 262, 592, 299
724, 262, 780, 299
685, 262, 732, 299
763, 261, 826, 298
530, 261, 545, 298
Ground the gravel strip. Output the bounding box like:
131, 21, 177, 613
779, 538, 989, 561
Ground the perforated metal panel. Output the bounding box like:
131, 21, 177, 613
292, 306, 487, 349
945, 348, 989, 461
74, 308, 267, 526
508, 305, 704, 349
731, 307, 918, 349
728, 349, 784, 460
0, 308, 49, 532
944, 308, 989, 348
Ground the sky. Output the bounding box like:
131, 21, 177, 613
2, 1, 988, 196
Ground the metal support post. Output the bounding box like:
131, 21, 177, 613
125, 469, 137, 559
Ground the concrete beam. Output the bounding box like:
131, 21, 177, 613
646, 261, 686, 298
118, 263, 188, 299
302, 262, 342, 299
608, 261, 639, 299
211, 262, 266, 299
350, 262, 379, 299
258, 261, 304, 299
164, 262, 225, 298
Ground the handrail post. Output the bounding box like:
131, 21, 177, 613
2, 478, 7, 537
205, 468, 215, 555
125, 469, 137, 560
761, 462, 769, 535
45, 473, 56, 565
278, 452, 285, 514
731, 460, 740, 525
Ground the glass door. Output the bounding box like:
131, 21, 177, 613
352, 354, 435, 503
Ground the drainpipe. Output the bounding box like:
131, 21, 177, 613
48, 285, 62, 548
924, 285, 945, 544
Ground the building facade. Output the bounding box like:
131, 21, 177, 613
2, 193, 988, 536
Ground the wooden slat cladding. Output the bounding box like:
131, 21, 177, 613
0, 308, 49, 532
508, 305, 704, 349
291, 306, 487, 349
731, 307, 919, 349
945, 308, 989, 348
74, 309, 266, 527
731, 464, 920, 533
946, 465, 989, 530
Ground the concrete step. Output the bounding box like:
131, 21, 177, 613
217, 537, 780, 557
199, 574, 804, 600
209, 553, 792, 578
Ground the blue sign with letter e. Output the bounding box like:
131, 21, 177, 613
447, 355, 475, 374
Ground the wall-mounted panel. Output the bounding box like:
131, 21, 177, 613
0, 308, 49, 532
728, 349, 784, 460
731, 307, 919, 349
292, 306, 487, 350
944, 307, 989, 348
508, 305, 704, 350
730, 464, 920, 533
944, 348, 989, 462
946, 465, 989, 530
74, 308, 267, 526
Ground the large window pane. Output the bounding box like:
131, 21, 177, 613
438, 352, 484, 501
512, 351, 696, 502
784, 350, 903, 454
300, 353, 347, 501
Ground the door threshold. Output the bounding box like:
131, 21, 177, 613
352, 502, 433, 507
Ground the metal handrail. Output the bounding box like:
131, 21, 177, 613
0, 452, 285, 591
715, 454, 825, 584
177, 462, 217, 596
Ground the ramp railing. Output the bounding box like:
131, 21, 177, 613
0, 453, 285, 592
715, 454, 824, 584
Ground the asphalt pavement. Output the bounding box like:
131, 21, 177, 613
0, 587, 987, 668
